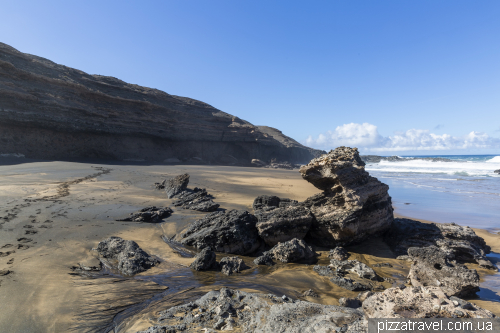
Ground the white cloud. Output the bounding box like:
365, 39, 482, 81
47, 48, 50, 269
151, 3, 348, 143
305, 123, 500, 152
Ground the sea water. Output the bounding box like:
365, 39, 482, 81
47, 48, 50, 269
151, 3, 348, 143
365, 155, 500, 231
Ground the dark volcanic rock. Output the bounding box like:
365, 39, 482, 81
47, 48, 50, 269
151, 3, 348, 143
189, 248, 218, 271
253, 195, 298, 210
268, 238, 317, 264
407, 246, 480, 297
117, 206, 173, 222
330, 275, 372, 291
172, 188, 220, 212
385, 218, 492, 267
165, 174, 190, 198
176, 210, 260, 255
96, 236, 159, 275
495, 169, 500, 174
219, 256, 249, 275
254, 204, 313, 247
0, 43, 324, 164
300, 147, 393, 247
253, 251, 275, 266
139, 288, 365, 333
339, 297, 362, 308
328, 246, 349, 261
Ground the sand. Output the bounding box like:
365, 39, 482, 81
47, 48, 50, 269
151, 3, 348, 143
0, 161, 498, 332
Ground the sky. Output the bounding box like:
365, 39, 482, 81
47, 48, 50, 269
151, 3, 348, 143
1, 1, 499, 155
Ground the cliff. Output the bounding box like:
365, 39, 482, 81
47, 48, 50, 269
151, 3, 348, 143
0, 42, 323, 164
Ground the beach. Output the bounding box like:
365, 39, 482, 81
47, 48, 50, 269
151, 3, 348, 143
0, 160, 498, 332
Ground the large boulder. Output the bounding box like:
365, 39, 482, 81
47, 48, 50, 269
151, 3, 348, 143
116, 206, 173, 222
176, 210, 260, 255
494, 169, 500, 174
253, 196, 313, 246
96, 237, 159, 275
139, 288, 365, 333
219, 257, 249, 275
164, 174, 190, 198
363, 286, 495, 318
407, 246, 480, 297
300, 147, 393, 247
385, 218, 493, 268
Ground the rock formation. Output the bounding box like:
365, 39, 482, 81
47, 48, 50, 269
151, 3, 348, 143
407, 246, 480, 297
300, 147, 393, 247
96, 237, 159, 275
0, 43, 323, 164
363, 286, 495, 318
328, 246, 349, 261
116, 206, 173, 222
189, 248, 219, 271
172, 188, 220, 212
253, 195, 313, 246
494, 169, 500, 174
385, 218, 494, 268
138, 288, 365, 333
176, 210, 260, 255
219, 257, 249, 275
164, 174, 190, 198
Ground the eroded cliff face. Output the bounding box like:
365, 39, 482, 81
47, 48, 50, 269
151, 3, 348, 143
0, 42, 322, 163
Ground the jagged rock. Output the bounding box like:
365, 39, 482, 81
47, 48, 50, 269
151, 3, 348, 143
139, 288, 365, 333
268, 238, 317, 264
252, 195, 298, 210
363, 286, 495, 318
328, 246, 349, 261
165, 174, 190, 198
96, 237, 159, 275
339, 297, 362, 308
177, 210, 260, 255
494, 169, 500, 174
219, 257, 249, 275
302, 289, 319, 297
253, 252, 275, 266
329, 259, 380, 281
116, 206, 173, 222
407, 246, 480, 297
189, 248, 218, 271
172, 188, 219, 212
385, 218, 492, 267
300, 147, 393, 247
255, 205, 313, 246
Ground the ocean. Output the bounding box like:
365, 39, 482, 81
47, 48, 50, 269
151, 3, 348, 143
365, 155, 500, 231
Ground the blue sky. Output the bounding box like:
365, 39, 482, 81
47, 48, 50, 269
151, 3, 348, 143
2, 1, 499, 155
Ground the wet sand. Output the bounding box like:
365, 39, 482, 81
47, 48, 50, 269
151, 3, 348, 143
0, 161, 498, 332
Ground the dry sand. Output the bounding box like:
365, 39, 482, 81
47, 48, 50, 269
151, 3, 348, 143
0, 161, 498, 332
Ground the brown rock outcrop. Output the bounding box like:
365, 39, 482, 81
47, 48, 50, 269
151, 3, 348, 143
0, 43, 323, 163
300, 147, 393, 247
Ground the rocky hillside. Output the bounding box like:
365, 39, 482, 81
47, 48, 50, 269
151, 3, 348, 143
0, 42, 323, 164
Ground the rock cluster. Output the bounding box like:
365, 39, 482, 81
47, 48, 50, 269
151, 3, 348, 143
189, 248, 249, 275
328, 246, 349, 261
407, 246, 480, 297
138, 288, 365, 333
363, 286, 495, 318
313, 262, 379, 292
385, 218, 494, 268
96, 237, 159, 275
163, 174, 190, 198
116, 206, 173, 222
300, 147, 394, 247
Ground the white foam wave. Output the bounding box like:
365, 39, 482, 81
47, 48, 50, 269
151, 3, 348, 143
486, 156, 500, 163
366, 158, 500, 177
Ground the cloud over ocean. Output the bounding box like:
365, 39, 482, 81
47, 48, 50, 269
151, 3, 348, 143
305, 123, 500, 153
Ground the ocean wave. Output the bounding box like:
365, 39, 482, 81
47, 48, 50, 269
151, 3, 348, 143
486, 156, 500, 163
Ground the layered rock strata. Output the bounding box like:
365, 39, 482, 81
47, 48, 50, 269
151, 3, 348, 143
300, 147, 393, 247
172, 188, 220, 212
0, 43, 323, 164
